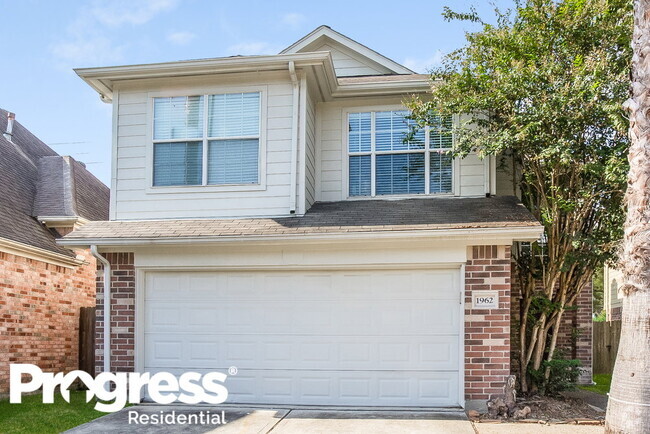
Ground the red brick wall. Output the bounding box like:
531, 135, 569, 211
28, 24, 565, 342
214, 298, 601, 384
95, 253, 135, 375
510, 268, 593, 385
0, 249, 96, 394
557, 280, 593, 383
465, 245, 511, 404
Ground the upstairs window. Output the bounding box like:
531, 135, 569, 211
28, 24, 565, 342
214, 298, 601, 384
348, 110, 453, 197
153, 92, 261, 187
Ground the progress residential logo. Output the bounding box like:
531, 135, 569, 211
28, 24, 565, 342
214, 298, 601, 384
9, 364, 230, 413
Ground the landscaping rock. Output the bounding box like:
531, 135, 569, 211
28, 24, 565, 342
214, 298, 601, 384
513, 406, 531, 419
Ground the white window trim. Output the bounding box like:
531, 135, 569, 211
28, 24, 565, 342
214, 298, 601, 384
342, 106, 456, 199
145, 85, 268, 195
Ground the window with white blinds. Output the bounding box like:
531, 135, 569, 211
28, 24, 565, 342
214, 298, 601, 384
153, 92, 261, 187
348, 110, 453, 197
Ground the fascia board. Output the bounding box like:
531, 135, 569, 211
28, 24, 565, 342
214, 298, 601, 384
0, 237, 85, 268
75, 52, 335, 100
57, 225, 543, 249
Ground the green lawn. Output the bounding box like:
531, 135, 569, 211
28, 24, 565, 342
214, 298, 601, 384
0, 390, 106, 434
579, 373, 612, 395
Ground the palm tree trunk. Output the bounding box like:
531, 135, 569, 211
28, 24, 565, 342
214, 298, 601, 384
605, 1, 650, 432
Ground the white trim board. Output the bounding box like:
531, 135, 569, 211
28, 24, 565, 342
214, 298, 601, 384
281, 26, 414, 75
58, 225, 544, 249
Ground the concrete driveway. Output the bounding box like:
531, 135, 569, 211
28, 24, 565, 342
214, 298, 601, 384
66, 404, 605, 433
66, 405, 474, 433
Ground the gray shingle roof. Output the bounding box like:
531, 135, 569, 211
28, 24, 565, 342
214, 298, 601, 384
61, 196, 540, 243
32, 155, 109, 221
0, 108, 109, 256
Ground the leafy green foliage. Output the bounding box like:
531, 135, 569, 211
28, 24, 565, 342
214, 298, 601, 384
592, 265, 605, 314
408, 0, 631, 391
529, 355, 582, 396
593, 309, 607, 322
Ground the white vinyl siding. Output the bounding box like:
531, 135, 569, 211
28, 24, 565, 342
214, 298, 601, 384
311, 43, 393, 77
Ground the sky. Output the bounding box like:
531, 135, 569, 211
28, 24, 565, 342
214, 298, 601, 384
0, 0, 514, 185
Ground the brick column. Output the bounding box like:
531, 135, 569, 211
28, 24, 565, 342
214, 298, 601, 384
573, 281, 593, 383
557, 280, 593, 384
464, 245, 511, 410
95, 252, 135, 375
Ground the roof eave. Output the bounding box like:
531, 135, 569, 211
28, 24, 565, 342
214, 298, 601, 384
0, 237, 85, 268
57, 225, 543, 249
75, 52, 336, 102
75, 52, 431, 102
332, 80, 431, 98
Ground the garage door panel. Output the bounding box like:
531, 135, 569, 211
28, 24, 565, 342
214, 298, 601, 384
146, 300, 459, 336
143, 269, 461, 407
145, 271, 458, 302
144, 367, 459, 407
144, 334, 459, 371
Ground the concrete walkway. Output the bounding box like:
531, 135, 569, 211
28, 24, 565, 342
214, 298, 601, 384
66, 404, 605, 433
562, 389, 609, 412
66, 405, 474, 433
474, 422, 603, 433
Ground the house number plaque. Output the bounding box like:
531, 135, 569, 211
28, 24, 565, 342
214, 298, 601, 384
471, 290, 499, 309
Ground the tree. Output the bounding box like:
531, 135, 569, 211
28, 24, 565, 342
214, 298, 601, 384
408, 0, 632, 393
605, 0, 650, 432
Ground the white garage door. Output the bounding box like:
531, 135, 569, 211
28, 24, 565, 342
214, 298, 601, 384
143, 268, 461, 407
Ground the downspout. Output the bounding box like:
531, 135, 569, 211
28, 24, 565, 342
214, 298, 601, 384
90, 245, 111, 377
288, 61, 299, 214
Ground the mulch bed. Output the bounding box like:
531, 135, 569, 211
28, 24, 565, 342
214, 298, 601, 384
471, 394, 605, 425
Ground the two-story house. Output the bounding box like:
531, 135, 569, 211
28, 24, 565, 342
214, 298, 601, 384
61, 26, 543, 410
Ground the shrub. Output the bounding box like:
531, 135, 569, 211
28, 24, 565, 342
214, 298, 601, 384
529, 355, 582, 396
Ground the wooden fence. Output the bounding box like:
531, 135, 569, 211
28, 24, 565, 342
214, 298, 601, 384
593, 320, 621, 375
79, 307, 95, 376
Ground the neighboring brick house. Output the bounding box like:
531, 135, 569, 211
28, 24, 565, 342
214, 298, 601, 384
0, 109, 109, 394
59, 26, 593, 410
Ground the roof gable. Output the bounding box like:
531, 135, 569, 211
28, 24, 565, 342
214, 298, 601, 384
281, 26, 414, 76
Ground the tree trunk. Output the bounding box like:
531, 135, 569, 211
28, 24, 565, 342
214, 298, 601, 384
605, 1, 650, 432
544, 307, 565, 381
